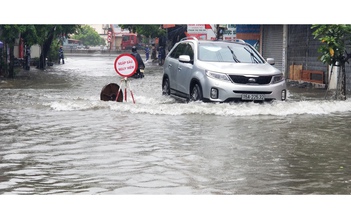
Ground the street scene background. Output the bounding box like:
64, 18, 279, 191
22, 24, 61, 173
2, 1, 351, 216
1, 54, 351, 195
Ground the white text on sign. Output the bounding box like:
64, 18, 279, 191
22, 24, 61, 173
114, 54, 138, 77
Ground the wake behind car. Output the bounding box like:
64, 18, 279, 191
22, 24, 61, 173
162, 37, 287, 102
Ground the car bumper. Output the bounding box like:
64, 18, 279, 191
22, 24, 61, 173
202, 78, 287, 102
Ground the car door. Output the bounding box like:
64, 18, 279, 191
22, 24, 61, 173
165, 43, 187, 94
176, 43, 194, 95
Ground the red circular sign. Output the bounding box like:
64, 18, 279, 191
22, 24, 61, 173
114, 54, 138, 77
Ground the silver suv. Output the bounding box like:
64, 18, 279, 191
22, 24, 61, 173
162, 37, 287, 102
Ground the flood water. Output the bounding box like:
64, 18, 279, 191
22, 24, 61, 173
1, 54, 351, 196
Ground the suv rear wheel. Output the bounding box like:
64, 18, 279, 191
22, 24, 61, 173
190, 83, 203, 102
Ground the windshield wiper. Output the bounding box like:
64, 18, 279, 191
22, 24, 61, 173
244, 47, 261, 63
227, 46, 240, 63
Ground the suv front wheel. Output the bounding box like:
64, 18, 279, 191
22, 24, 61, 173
162, 77, 170, 95
190, 83, 203, 102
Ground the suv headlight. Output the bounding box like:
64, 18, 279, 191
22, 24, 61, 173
206, 70, 230, 82
272, 73, 284, 84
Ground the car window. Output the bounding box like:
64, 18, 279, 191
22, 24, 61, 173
169, 43, 188, 59
122, 36, 130, 41
198, 43, 264, 63
183, 43, 194, 61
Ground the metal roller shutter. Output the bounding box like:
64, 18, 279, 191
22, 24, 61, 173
262, 25, 283, 72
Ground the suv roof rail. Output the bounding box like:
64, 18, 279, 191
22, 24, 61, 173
214, 38, 246, 44
180, 36, 199, 41
234, 39, 246, 43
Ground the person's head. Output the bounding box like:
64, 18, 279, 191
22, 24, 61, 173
132, 46, 137, 52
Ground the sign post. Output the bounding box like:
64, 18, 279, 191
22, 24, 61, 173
114, 54, 138, 103
108, 28, 112, 54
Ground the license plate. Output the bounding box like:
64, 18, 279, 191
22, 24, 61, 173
241, 94, 265, 100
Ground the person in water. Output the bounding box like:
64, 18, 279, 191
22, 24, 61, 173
130, 46, 145, 78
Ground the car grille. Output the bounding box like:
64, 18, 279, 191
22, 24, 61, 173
229, 75, 272, 85
232, 91, 272, 94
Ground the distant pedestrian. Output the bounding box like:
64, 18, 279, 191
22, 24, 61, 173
24, 46, 31, 70
158, 46, 165, 66
58, 46, 65, 64
130, 46, 145, 79
151, 43, 157, 60
145, 45, 150, 61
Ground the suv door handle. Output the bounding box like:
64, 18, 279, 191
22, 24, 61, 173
168, 64, 172, 68
177, 67, 182, 71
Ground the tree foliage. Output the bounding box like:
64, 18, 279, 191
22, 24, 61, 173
0, 25, 27, 45
120, 24, 166, 37
0, 25, 29, 78
311, 24, 351, 65
33, 25, 81, 69
71, 25, 105, 46
0, 24, 81, 76
312, 24, 351, 100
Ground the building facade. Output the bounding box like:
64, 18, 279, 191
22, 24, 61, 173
259, 24, 351, 93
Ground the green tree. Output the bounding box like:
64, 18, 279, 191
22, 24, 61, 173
21, 25, 38, 47
0, 24, 81, 75
34, 25, 81, 69
0, 25, 28, 78
71, 25, 105, 46
312, 24, 351, 100
120, 25, 166, 38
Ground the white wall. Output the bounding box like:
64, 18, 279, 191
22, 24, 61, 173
30, 45, 41, 58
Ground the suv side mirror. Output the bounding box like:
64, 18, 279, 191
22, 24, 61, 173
179, 55, 191, 63
267, 58, 275, 65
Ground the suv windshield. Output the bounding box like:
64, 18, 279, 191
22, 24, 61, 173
198, 42, 264, 63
